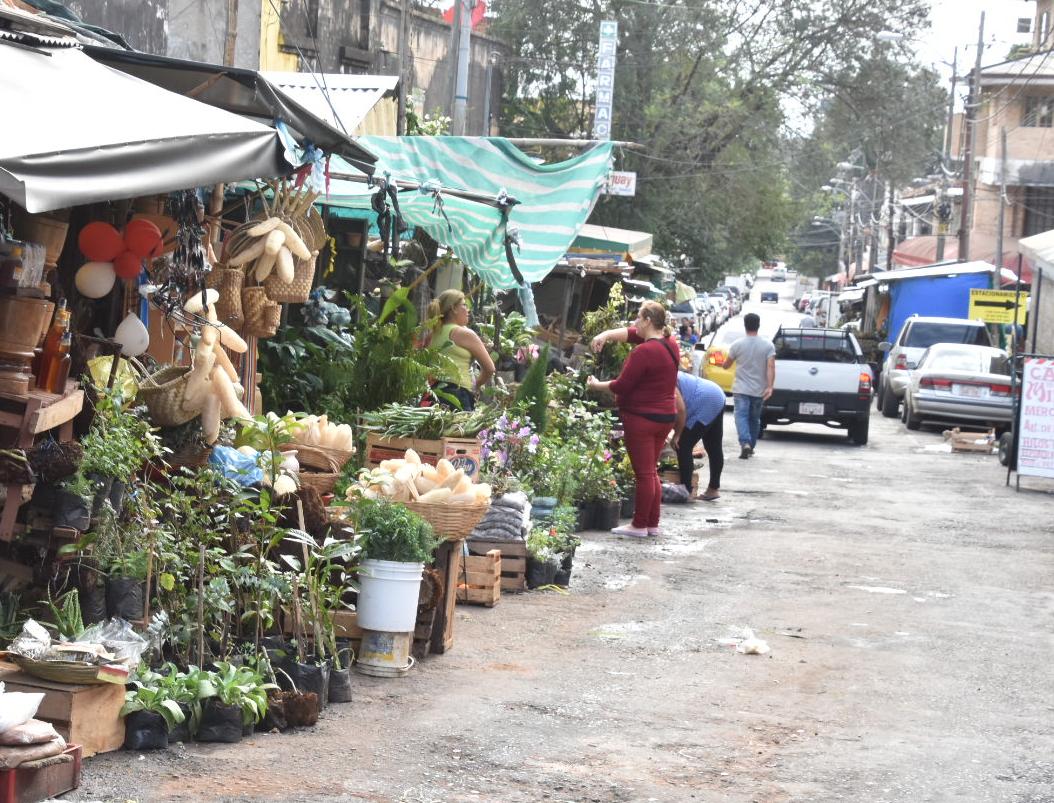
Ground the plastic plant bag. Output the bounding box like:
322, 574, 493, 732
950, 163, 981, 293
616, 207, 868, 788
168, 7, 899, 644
196, 700, 243, 743
208, 445, 264, 486
123, 710, 169, 751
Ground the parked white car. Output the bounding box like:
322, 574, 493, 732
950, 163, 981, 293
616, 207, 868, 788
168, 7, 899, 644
902, 344, 1014, 431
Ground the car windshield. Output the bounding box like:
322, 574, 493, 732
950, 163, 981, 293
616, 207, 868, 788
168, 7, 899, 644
904, 322, 990, 348
716, 328, 744, 345
928, 348, 1010, 375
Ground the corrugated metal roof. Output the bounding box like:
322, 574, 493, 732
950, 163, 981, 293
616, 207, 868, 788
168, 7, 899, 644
260, 72, 398, 136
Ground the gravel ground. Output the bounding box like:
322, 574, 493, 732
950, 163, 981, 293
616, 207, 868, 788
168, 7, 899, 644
65, 409, 1054, 803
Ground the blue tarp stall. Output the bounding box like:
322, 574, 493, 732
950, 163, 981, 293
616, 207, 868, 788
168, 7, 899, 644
864, 261, 997, 342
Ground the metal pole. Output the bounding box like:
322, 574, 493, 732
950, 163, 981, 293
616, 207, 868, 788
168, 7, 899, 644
960, 13, 986, 263
937, 48, 958, 263
451, 0, 473, 136
396, 0, 409, 135
1031, 267, 1043, 353
482, 54, 494, 136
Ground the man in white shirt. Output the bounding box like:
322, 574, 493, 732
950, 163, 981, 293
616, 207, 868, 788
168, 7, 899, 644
722, 313, 775, 459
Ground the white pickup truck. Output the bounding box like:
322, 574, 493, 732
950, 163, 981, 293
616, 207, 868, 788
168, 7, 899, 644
762, 327, 875, 445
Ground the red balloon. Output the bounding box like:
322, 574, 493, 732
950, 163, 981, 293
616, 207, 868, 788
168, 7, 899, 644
123, 218, 163, 260
78, 222, 124, 262
113, 250, 142, 280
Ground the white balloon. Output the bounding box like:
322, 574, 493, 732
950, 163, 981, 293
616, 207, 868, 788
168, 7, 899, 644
114, 312, 150, 356
74, 261, 116, 299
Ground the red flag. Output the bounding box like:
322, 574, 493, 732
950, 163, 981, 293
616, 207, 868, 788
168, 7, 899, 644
443, 0, 487, 29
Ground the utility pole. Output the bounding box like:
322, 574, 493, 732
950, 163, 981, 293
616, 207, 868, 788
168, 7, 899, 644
451, 0, 474, 136
995, 126, 1008, 282
936, 47, 958, 263
868, 175, 881, 272
959, 13, 986, 262
482, 52, 498, 136
397, 0, 409, 134
886, 183, 896, 272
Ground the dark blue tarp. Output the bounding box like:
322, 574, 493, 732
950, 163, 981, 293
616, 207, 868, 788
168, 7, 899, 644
888, 274, 992, 343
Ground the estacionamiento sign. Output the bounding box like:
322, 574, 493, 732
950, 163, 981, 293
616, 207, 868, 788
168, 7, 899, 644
593, 21, 617, 140
968, 288, 1028, 325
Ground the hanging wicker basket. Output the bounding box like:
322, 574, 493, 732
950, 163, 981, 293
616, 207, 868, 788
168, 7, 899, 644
137, 365, 198, 427
205, 267, 245, 330
264, 252, 316, 305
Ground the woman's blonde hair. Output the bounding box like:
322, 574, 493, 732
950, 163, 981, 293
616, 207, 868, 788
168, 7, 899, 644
639, 301, 672, 337
427, 289, 466, 331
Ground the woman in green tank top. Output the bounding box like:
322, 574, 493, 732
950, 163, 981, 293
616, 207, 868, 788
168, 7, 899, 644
427, 290, 495, 411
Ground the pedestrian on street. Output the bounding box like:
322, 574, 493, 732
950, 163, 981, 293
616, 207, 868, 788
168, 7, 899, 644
672, 372, 724, 501
800, 312, 817, 328
588, 302, 680, 538
721, 312, 775, 459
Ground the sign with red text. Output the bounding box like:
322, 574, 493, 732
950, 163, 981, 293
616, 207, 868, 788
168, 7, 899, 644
1017, 357, 1054, 479
604, 171, 636, 196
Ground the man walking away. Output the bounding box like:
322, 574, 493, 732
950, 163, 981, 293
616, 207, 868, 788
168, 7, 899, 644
722, 313, 775, 459
672, 372, 725, 500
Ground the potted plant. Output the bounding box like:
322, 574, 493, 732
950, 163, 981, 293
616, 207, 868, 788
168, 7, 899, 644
281, 528, 360, 705
527, 507, 581, 588
352, 498, 438, 633
196, 661, 273, 742
52, 471, 92, 531
121, 682, 186, 751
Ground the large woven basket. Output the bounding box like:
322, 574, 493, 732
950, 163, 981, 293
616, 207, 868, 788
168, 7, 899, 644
213, 268, 245, 329
403, 500, 489, 540
299, 471, 339, 494
10, 655, 113, 684
137, 365, 198, 427
264, 251, 316, 304
296, 444, 354, 473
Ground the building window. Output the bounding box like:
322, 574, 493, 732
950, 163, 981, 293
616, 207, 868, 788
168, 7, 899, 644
1023, 187, 1054, 237
1019, 18, 1032, 34
1024, 96, 1054, 127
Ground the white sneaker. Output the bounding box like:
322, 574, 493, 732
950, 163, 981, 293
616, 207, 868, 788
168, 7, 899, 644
610, 525, 649, 538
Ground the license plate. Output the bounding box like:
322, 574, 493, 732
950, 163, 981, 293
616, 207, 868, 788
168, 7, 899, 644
799, 402, 824, 415
952, 384, 987, 398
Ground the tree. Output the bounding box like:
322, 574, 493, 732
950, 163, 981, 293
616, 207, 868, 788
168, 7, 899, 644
488, 0, 936, 285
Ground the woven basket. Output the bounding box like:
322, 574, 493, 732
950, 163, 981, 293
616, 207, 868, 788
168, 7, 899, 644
215, 268, 245, 329
403, 500, 490, 540
137, 365, 198, 427
242, 287, 280, 337
296, 443, 353, 472
264, 251, 316, 304
299, 471, 339, 494
10, 655, 113, 685
22, 216, 68, 266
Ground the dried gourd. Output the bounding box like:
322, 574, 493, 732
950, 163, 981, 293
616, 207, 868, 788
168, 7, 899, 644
418, 487, 452, 503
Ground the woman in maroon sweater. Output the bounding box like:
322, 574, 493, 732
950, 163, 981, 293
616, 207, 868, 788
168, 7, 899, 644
587, 302, 680, 537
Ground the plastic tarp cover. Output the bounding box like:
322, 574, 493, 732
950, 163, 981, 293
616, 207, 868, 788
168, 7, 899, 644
325, 136, 614, 290
0, 42, 289, 213
887, 273, 992, 343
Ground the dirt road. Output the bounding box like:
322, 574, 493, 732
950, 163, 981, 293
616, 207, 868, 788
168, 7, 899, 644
69, 412, 1054, 802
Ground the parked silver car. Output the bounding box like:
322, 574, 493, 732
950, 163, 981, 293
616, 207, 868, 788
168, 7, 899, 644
901, 344, 1014, 431
878, 316, 992, 418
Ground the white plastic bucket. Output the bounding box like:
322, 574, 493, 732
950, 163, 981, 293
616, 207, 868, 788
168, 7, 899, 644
356, 559, 424, 632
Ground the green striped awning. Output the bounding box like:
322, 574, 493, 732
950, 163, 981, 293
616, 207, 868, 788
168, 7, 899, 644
325, 136, 614, 290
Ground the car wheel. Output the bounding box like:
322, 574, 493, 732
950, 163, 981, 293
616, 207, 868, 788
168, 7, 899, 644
875, 384, 885, 412
904, 399, 922, 431
880, 384, 900, 418
848, 415, 870, 445
998, 431, 1014, 467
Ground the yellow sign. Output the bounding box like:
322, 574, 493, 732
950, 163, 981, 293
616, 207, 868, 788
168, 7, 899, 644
969, 289, 1028, 324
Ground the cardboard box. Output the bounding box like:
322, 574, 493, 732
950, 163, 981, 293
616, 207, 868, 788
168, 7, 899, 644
365, 433, 482, 479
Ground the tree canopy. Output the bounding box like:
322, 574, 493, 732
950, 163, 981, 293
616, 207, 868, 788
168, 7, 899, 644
488, 0, 940, 287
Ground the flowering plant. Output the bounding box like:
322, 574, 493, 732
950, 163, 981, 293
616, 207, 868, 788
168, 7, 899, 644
478, 413, 540, 495
515, 343, 539, 364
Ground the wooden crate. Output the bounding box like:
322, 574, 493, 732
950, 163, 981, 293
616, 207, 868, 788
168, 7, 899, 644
365, 434, 482, 479
0, 743, 82, 803
943, 427, 996, 454
467, 539, 526, 593
660, 469, 698, 494
0, 668, 124, 758
456, 549, 501, 607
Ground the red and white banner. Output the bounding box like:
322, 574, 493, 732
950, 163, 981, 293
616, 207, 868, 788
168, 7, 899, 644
443, 0, 487, 29
1018, 357, 1054, 479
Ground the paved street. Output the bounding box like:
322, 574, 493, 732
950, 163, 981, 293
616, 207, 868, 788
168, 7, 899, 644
70, 394, 1054, 803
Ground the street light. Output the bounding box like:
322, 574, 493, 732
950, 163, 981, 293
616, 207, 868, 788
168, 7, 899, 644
875, 31, 905, 43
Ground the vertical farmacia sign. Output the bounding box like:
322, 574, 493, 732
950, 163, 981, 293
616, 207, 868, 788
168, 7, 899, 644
593, 21, 617, 140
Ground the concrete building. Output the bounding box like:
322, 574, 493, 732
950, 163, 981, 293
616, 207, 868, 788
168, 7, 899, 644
63, 0, 507, 136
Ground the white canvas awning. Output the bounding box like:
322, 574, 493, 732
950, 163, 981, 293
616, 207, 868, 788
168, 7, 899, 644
1020, 229, 1054, 272
1, 40, 291, 212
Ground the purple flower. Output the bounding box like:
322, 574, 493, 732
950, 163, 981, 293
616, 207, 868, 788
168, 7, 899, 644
529, 434, 540, 447
518, 426, 532, 437
498, 449, 509, 464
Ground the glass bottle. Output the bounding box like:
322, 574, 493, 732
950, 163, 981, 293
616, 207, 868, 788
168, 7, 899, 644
36, 299, 69, 389
45, 330, 72, 394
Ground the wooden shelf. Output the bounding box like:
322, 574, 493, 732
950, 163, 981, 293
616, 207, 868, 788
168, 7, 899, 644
0, 382, 83, 541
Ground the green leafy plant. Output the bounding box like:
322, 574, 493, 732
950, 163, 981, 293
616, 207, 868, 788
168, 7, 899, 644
41, 588, 83, 641
0, 592, 23, 645
211, 661, 275, 726
120, 684, 186, 733
514, 343, 551, 432
80, 389, 164, 481
581, 282, 632, 380
353, 498, 438, 564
